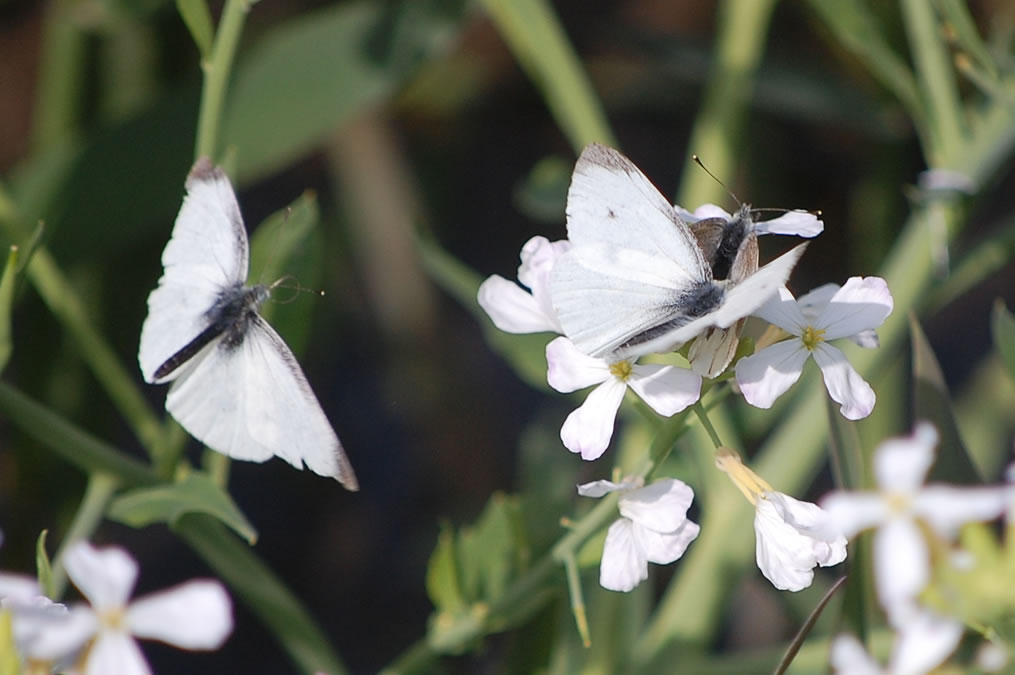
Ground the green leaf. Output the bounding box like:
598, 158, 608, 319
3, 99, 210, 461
35, 530, 54, 598
0, 612, 18, 675
910, 313, 981, 484
176, 0, 215, 58
223, 0, 466, 183
992, 299, 1015, 382
108, 473, 258, 544
425, 523, 466, 614
0, 246, 18, 374
825, 396, 866, 489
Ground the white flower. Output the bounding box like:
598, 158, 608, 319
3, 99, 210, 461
821, 423, 1012, 614
477, 236, 569, 333
578, 478, 700, 592
675, 203, 825, 238
830, 604, 962, 674
22, 541, 233, 674
715, 449, 846, 591
735, 277, 893, 419
547, 336, 700, 460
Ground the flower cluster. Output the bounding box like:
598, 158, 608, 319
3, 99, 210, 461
477, 144, 872, 593
0, 539, 232, 674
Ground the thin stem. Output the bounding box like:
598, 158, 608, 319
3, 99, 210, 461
194, 0, 252, 160
692, 401, 723, 449
50, 473, 120, 598
563, 552, 591, 647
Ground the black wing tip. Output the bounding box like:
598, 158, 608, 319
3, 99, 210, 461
187, 157, 226, 185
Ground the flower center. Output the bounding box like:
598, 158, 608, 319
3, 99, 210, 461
800, 325, 826, 351
609, 360, 633, 381
98, 606, 127, 631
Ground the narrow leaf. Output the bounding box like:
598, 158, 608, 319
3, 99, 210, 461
934, 0, 998, 78
910, 313, 981, 483
176, 0, 215, 58
0, 246, 19, 373
992, 299, 1015, 382
774, 576, 847, 675
108, 473, 257, 544
35, 530, 53, 598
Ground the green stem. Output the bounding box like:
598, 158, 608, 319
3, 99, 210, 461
0, 381, 158, 486
24, 248, 164, 455
677, 0, 779, 206
194, 0, 252, 160
50, 473, 120, 598
31, 0, 86, 150
692, 401, 723, 449
481, 0, 616, 152
900, 0, 966, 163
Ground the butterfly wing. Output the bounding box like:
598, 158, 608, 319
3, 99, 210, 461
552, 144, 714, 358
622, 243, 808, 358
139, 158, 249, 383
165, 316, 359, 490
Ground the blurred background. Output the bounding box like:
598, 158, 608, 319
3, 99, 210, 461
1, 0, 1014, 672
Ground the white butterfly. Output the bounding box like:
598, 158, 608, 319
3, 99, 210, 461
138, 158, 358, 490
550, 144, 808, 360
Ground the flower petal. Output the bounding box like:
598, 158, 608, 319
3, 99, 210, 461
816, 277, 893, 340
890, 605, 963, 674
127, 580, 232, 650
599, 519, 647, 592
735, 340, 809, 409
812, 343, 875, 420
752, 286, 808, 334
628, 364, 701, 416
477, 276, 557, 333
829, 634, 881, 675
873, 423, 938, 491
618, 479, 695, 532
12, 603, 93, 661
577, 479, 629, 498
674, 203, 731, 223
87, 630, 151, 675
754, 210, 824, 237
560, 379, 626, 460
516, 236, 569, 291
819, 492, 890, 539
874, 518, 928, 612
65, 541, 137, 611
635, 520, 700, 565
546, 336, 610, 393
767, 492, 847, 566
754, 495, 846, 592
914, 485, 1012, 538
797, 283, 839, 323
0, 572, 40, 601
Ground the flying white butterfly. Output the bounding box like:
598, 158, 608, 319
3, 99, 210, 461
138, 158, 358, 490
550, 144, 808, 360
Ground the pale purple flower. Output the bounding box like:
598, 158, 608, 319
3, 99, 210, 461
821, 423, 1012, 614
735, 277, 893, 419
578, 478, 700, 592
477, 235, 569, 333
21, 541, 233, 675
715, 449, 846, 591
547, 336, 700, 460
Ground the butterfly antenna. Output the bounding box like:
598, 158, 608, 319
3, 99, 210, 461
692, 155, 743, 209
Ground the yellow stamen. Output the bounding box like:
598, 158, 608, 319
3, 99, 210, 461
715, 448, 773, 506
609, 360, 633, 381
801, 325, 826, 351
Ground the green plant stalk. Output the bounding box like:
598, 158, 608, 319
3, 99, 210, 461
900, 0, 966, 163
24, 248, 164, 454
50, 472, 120, 598
31, 0, 86, 150
176, 514, 346, 675
481, 0, 617, 153
634, 90, 1015, 661
677, 0, 779, 207
194, 0, 252, 160
0, 382, 158, 487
